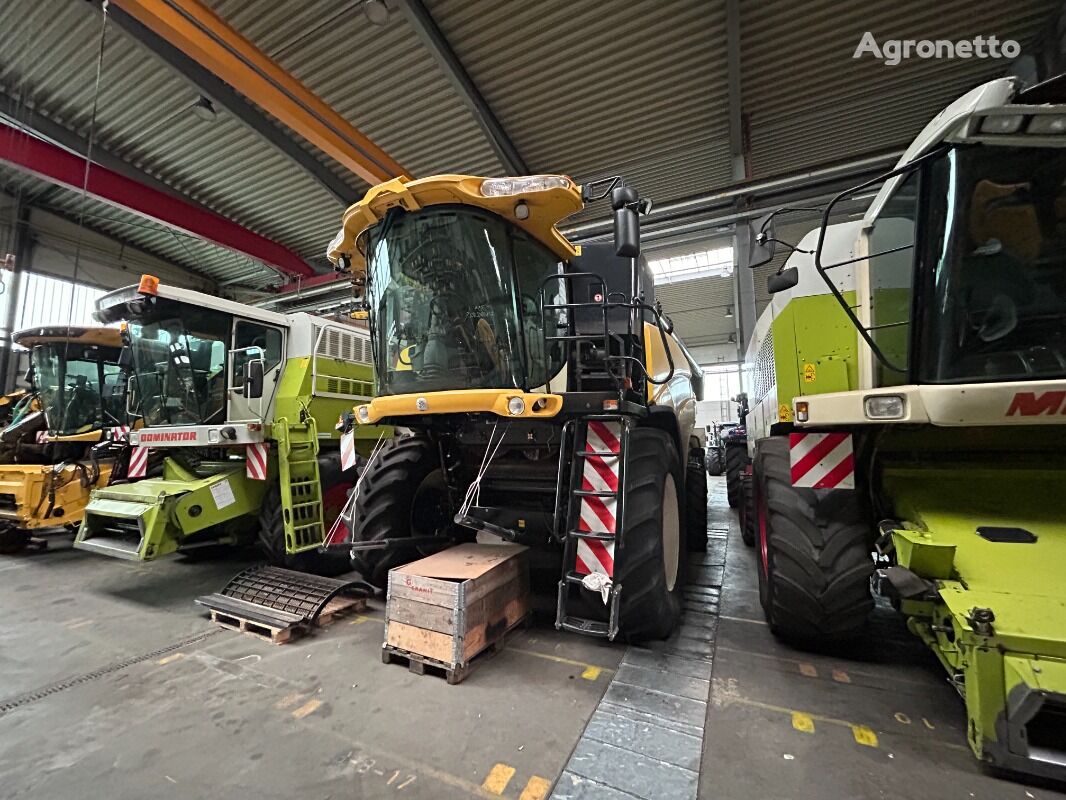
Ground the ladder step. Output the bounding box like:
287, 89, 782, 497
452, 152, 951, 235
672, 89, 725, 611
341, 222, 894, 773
568, 530, 615, 542
557, 616, 610, 638
573, 489, 617, 498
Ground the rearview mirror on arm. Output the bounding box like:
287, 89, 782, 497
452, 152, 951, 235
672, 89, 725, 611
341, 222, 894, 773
744, 212, 777, 269
245, 359, 265, 400
767, 267, 799, 294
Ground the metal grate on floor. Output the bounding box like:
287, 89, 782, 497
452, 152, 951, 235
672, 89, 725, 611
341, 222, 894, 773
551, 524, 726, 799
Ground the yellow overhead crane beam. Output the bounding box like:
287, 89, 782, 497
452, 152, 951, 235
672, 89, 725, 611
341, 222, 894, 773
111, 0, 409, 186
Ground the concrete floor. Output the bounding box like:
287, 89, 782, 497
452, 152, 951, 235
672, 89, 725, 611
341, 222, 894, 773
701, 477, 1066, 800
0, 541, 622, 799
1, 479, 1064, 799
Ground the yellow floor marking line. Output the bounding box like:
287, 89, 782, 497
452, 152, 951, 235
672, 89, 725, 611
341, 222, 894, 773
729, 696, 969, 753
349, 615, 371, 625
713, 645, 931, 688
791, 712, 815, 733
798, 663, 818, 678
275, 692, 305, 710
64, 618, 94, 630
507, 646, 615, 679
518, 776, 552, 800
832, 669, 851, 684
852, 725, 879, 747
157, 652, 184, 666
580, 666, 602, 681
292, 699, 322, 719
481, 764, 516, 796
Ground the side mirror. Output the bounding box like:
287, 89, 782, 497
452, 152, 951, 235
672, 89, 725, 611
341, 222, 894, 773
245, 359, 265, 400
745, 213, 777, 269
611, 185, 641, 258
118, 347, 133, 369
767, 267, 799, 294
125, 375, 141, 418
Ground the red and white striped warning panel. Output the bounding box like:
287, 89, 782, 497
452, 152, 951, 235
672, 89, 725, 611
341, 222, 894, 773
246, 442, 269, 481
789, 432, 855, 489
110, 425, 131, 441
128, 446, 150, 479
575, 420, 620, 578
35, 430, 48, 444
340, 430, 357, 472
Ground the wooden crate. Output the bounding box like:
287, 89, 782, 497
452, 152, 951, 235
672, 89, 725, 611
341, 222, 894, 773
384, 544, 530, 682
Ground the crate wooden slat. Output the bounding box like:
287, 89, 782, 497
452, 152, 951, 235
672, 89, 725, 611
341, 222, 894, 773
384, 544, 530, 682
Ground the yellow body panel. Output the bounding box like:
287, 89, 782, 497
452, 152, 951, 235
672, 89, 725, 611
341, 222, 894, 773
0, 461, 116, 529
328, 174, 583, 277
357, 389, 563, 424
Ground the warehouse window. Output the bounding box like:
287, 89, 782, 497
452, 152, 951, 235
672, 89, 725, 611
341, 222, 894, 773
648, 246, 733, 285
14, 273, 105, 333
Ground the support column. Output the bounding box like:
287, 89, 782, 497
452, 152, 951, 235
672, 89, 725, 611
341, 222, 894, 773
0, 202, 30, 392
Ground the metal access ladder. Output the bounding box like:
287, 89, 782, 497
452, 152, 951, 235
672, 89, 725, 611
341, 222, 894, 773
555, 416, 629, 640
275, 417, 327, 552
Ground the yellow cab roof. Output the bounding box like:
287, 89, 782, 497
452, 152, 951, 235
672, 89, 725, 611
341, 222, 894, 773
13, 325, 123, 349
326, 174, 585, 278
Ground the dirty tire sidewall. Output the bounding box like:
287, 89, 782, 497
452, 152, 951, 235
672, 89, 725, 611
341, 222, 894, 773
754, 436, 874, 643
350, 435, 452, 588
685, 449, 708, 552
740, 472, 756, 547
258, 451, 353, 577
615, 427, 685, 642
725, 442, 746, 508
0, 525, 29, 555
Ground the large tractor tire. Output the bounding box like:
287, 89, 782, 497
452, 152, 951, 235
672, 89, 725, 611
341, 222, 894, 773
753, 436, 873, 642
706, 448, 724, 476
686, 445, 708, 553
0, 525, 29, 555
725, 441, 747, 508
350, 435, 454, 588
740, 470, 756, 547
610, 427, 686, 641
258, 452, 353, 577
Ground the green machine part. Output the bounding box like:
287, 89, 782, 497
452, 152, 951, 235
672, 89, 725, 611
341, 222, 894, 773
766, 292, 859, 413
76, 354, 390, 561
884, 463, 1066, 777
78, 457, 268, 560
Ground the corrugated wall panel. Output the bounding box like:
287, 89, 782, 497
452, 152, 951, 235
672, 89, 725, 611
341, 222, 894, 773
741, 0, 1059, 178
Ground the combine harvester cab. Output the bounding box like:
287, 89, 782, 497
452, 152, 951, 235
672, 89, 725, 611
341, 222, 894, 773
326, 173, 706, 642
0, 326, 131, 554
739, 76, 1066, 779
75, 276, 385, 572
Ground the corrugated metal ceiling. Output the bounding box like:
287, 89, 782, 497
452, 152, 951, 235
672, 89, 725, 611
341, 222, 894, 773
741, 0, 1060, 178
0, 0, 1061, 306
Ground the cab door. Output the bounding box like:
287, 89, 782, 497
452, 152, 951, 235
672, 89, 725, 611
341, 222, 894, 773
227, 319, 285, 422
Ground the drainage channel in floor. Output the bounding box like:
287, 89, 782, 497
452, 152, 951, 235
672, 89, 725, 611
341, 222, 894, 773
552, 526, 726, 799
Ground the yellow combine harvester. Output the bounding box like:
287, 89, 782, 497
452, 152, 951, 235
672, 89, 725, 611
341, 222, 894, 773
0, 326, 131, 554
328, 174, 706, 641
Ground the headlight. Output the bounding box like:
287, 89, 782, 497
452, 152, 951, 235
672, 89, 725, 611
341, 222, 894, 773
979, 115, 1025, 134
864, 395, 905, 420
481, 176, 570, 197
1027, 114, 1066, 135
357, 405, 370, 423
507, 397, 526, 416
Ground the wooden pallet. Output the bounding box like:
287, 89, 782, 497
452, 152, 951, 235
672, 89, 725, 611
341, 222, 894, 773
381, 612, 528, 684
209, 595, 366, 645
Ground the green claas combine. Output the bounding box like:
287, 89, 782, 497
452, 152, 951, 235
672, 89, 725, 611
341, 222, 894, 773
74, 276, 385, 572
739, 76, 1066, 779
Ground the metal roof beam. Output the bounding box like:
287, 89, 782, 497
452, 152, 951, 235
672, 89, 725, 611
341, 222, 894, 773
0, 120, 315, 279
399, 0, 528, 175
109, 0, 408, 187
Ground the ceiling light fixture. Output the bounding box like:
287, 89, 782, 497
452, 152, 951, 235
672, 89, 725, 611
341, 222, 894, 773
363, 0, 390, 26
724, 305, 734, 318
190, 95, 217, 122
